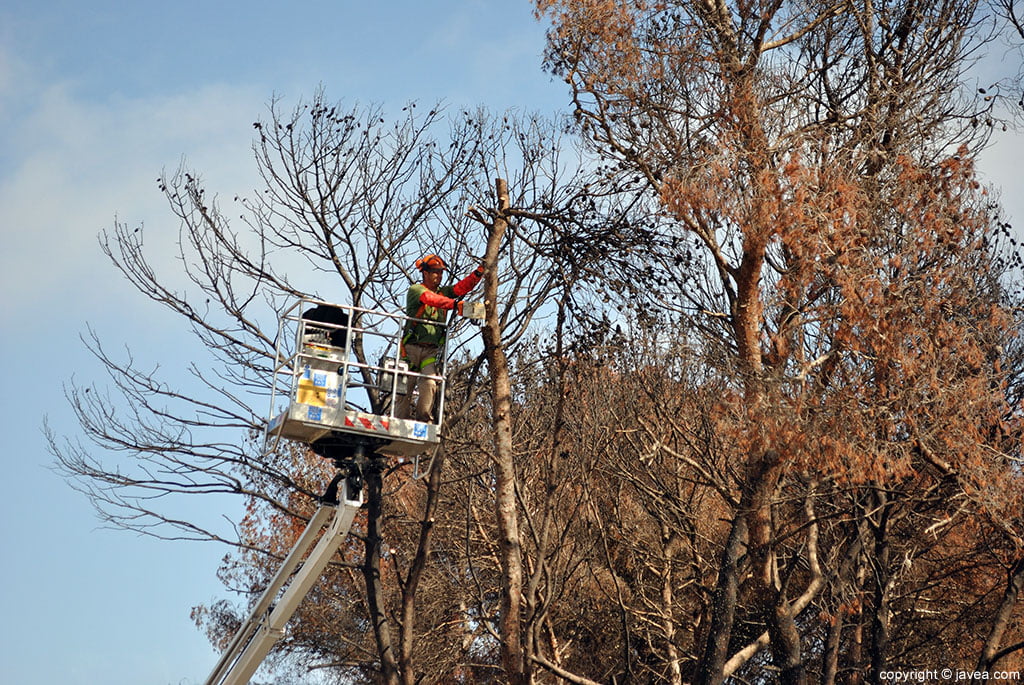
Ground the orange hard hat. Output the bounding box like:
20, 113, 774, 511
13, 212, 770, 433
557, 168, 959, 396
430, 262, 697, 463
415, 254, 447, 271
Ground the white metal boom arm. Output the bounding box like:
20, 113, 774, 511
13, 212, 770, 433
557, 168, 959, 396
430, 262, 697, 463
204, 488, 363, 685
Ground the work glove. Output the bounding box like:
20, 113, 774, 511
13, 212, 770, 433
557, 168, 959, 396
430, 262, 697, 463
456, 300, 464, 316
474, 265, 485, 278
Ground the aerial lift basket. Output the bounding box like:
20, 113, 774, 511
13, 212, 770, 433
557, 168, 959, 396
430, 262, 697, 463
262, 298, 447, 459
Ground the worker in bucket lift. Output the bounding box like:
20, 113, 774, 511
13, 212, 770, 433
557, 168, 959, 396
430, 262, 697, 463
397, 254, 484, 422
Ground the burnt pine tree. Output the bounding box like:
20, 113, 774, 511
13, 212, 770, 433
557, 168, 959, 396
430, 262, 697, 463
536, 1, 1024, 683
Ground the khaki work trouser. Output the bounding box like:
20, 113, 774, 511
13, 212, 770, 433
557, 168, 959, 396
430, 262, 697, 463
396, 343, 440, 423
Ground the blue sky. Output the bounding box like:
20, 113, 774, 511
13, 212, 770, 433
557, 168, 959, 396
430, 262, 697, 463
0, 3, 563, 684
0, 3, 1020, 685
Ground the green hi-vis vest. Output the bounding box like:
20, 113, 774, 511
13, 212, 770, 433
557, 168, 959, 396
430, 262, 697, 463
403, 283, 456, 349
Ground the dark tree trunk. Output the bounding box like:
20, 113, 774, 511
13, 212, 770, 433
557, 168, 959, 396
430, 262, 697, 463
363, 464, 400, 684
695, 512, 747, 685
975, 557, 1024, 678
867, 490, 892, 685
